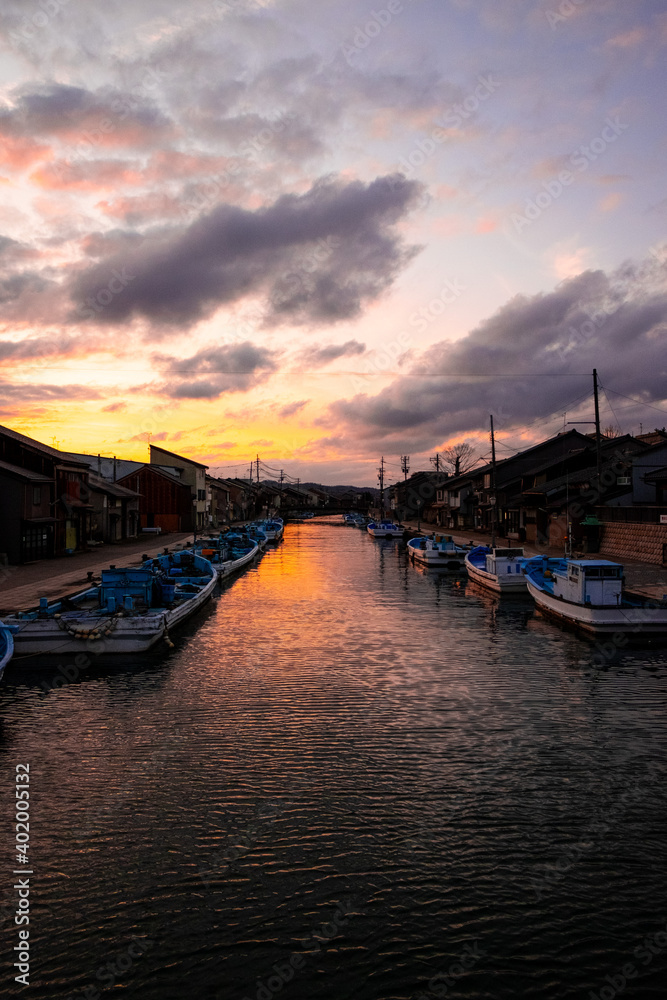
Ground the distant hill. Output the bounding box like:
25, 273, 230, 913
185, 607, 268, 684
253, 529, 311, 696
262, 480, 380, 499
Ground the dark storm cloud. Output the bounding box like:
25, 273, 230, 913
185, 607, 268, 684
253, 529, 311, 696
69, 174, 423, 331
301, 340, 366, 367
329, 257, 667, 441
153, 341, 278, 399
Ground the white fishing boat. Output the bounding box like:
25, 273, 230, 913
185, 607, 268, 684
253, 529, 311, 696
6, 551, 218, 656
523, 556, 667, 639
0, 619, 15, 680
407, 533, 467, 569
465, 545, 529, 593
367, 520, 402, 538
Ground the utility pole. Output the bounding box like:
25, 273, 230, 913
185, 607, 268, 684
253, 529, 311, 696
377, 456, 385, 518
430, 453, 441, 473
593, 368, 602, 488
490, 414, 497, 548
256, 454, 260, 484
401, 455, 410, 480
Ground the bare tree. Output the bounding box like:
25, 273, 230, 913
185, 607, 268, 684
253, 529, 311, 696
602, 424, 621, 438
442, 442, 477, 475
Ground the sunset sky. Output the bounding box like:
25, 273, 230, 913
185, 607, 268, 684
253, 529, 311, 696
1, 0, 666, 485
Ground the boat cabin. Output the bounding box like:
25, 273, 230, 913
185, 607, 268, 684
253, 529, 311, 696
552, 559, 623, 607
99, 568, 157, 611
485, 547, 525, 577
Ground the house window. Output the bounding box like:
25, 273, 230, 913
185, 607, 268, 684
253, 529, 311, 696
32, 486, 41, 505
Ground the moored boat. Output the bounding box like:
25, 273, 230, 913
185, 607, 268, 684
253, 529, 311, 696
523, 556, 667, 639
6, 551, 218, 656
255, 518, 284, 542
367, 520, 402, 538
0, 619, 15, 680
465, 545, 528, 593
407, 533, 467, 569
195, 532, 260, 577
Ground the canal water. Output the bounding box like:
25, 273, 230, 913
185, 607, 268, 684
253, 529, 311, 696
1, 519, 667, 1000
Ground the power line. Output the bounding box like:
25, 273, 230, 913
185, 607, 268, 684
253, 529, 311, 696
602, 387, 667, 419
8, 365, 595, 378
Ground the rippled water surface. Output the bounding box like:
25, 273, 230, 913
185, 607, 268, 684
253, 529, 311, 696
2, 520, 667, 999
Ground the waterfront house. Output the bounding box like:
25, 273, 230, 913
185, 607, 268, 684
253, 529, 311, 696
0, 425, 92, 561
116, 464, 193, 533
206, 476, 232, 528
150, 444, 208, 531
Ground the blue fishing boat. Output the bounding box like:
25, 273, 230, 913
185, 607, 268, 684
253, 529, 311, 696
523, 556, 667, 639
465, 545, 528, 593
195, 532, 260, 577
6, 551, 217, 656
254, 519, 284, 542
0, 619, 15, 680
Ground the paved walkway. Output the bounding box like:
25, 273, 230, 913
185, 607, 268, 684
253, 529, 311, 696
0, 533, 196, 614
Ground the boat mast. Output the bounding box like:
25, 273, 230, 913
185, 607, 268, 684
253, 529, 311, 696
490, 414, 497, 548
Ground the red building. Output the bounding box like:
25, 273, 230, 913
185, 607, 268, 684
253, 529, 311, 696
117, 464, 192, 533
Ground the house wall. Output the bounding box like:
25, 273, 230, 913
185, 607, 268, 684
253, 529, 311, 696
150, 445, 207, 528
599, 523, 667, 566
0, 475, 23, 563
118, 468, 191, 532
631, 442, 667, 504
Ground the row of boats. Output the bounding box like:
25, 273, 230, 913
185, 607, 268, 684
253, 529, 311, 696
0, 518, 287, 676
368, 525, 667, 642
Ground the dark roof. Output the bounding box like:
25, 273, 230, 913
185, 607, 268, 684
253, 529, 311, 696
150, 444, 208, 470
0, 458, 52, 483
644, 467, 667, 482
87, 472, 140, 498
0, 424, 89, 468
117, 463, 185, 487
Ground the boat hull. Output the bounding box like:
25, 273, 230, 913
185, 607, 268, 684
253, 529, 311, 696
9, 559, 218, 656
0, 621, 14, 679
465, 556, 528, 593
215, 543, 260, 578
525, 577, 667, 639
409, 546, 466, 569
